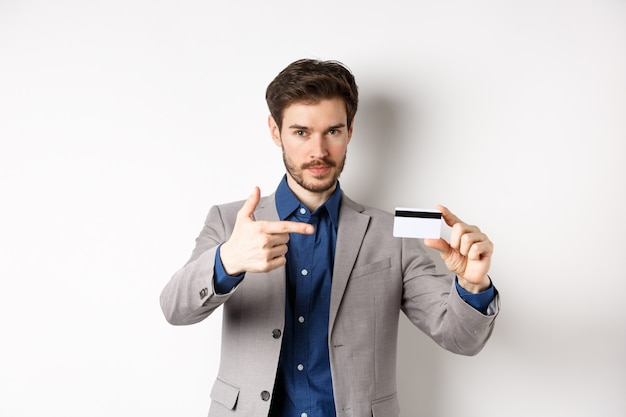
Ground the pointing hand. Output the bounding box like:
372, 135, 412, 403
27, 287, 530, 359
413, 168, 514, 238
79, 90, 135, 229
220, 187, 314, 275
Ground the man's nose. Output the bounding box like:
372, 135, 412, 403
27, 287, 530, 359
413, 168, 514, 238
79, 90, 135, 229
309, 134, 328, 158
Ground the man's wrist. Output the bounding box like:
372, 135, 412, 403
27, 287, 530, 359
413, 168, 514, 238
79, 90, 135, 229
214, 244, 245, 295
219, 241, 243, 276
455, 276, 495, 315
457, 275, 491, 294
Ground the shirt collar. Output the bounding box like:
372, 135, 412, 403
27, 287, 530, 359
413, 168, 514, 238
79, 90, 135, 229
275, 175, 342, 228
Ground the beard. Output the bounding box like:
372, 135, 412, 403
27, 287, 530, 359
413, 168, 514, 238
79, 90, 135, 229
282, 150, 347, 193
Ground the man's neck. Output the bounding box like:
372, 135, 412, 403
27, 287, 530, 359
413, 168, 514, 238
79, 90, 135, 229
285, 175, 337, 212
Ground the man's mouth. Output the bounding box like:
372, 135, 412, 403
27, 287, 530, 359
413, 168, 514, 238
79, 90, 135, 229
306, 165, 331, 176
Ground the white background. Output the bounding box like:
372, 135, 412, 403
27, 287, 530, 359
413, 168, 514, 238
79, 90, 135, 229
1, 1, 625, 416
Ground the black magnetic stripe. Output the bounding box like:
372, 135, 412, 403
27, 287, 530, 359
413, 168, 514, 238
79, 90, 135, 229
395, 210, 442, 219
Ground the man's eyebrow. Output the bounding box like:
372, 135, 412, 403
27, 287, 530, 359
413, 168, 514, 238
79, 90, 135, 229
287, 123, 347, 130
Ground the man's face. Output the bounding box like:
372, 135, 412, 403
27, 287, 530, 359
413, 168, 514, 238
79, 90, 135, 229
269, 97, 353, 195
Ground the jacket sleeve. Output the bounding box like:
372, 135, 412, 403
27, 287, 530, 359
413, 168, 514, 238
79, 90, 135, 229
159, 204, 239, 325
400, 237, 500, 356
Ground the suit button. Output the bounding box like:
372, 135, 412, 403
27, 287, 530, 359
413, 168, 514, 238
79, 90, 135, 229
272, 329, 281, 339
261, 390, 271, 401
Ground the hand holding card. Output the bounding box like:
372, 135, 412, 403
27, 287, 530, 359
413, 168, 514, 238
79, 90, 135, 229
421, 204, 494, 293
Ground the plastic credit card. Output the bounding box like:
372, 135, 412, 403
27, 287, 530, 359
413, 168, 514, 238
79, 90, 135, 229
393, 208, 442, 239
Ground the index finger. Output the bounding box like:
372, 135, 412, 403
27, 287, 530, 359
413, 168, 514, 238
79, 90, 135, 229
261, 220, 315, 235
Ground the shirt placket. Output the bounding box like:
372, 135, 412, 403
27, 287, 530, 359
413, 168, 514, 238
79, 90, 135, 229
293, 207, 318, 417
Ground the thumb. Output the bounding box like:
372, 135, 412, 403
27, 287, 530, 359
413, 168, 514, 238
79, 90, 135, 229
238, 186, 261, 221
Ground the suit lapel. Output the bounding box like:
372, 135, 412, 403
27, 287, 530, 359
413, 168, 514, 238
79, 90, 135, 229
329, 194, 370, 335
254, 192, 279, 222
254, 193, 287, 316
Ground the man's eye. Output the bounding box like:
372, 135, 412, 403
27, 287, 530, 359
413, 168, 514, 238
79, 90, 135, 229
295, 130, 306, 136
328, 129, 337, 135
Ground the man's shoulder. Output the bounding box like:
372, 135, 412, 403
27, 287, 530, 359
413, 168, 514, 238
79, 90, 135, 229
341, 194, 393, 220
211, 194, 276, 219
215, 198, 247, 212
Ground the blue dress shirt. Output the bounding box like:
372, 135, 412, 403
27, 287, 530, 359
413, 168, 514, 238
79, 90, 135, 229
268, 176, 341, 417
213, 176, 495, 417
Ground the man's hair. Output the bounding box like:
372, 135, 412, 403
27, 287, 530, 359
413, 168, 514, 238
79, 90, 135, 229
265, 58, 359, 131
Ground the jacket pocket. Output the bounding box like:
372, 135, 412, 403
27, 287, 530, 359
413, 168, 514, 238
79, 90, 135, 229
210, 378, 240, 410
371, 392, 400, 417
351, 258, 391, 279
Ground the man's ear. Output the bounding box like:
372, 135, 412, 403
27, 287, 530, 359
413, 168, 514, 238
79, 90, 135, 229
268, 115, 282, 147
347, 118, 354, 144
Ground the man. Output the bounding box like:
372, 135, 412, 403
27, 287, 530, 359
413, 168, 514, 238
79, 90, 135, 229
160, 59, 499, 417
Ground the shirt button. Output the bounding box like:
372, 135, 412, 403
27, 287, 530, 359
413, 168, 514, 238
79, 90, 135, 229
297, 364, 304, 371
272, 329, 281, 339
298, 316, 305, 323
261, 390, 271, 401
301, 413, 308, 417
299, 207, 306, 215
301, 269, 308, 276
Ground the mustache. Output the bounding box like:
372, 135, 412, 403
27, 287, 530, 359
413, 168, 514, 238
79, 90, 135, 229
301, 158, 336, 169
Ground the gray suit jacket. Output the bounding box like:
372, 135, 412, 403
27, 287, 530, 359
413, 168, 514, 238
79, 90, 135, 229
160, 191, 499, 417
